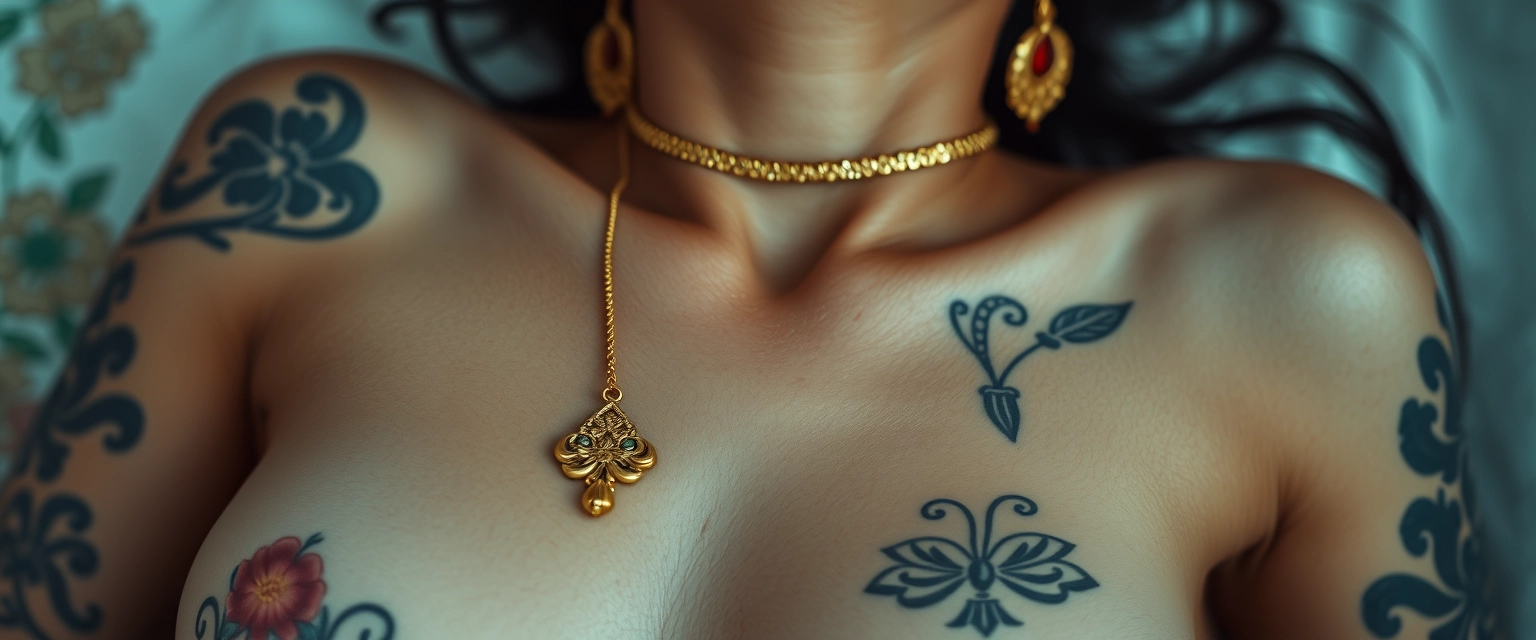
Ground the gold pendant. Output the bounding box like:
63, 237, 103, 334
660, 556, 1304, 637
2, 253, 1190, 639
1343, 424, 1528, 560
553, 401, 656, 516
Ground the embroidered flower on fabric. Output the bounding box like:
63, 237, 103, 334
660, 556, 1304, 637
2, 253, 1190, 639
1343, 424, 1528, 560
15, 0, 148, 117
0, 190, 109, 317
225, 536, 327, 640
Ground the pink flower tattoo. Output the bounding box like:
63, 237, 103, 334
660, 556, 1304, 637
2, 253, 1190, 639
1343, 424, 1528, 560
224, 536, 326, 640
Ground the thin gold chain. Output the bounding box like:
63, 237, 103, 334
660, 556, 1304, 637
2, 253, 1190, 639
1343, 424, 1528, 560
601, 125, 630, 403
626, 106, 998, 183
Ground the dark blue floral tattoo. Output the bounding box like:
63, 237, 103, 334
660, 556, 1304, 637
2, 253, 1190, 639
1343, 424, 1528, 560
950, 297, 1131, 441
0, 489, 102, 638
865, 495, 1098, 637
1360, 297, 1497, 639
128, 73, 379, 252
0, 260, 142, 638
13, 260, 142, 484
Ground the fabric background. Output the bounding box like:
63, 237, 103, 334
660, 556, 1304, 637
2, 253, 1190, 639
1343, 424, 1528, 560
0, 0, 1527, 633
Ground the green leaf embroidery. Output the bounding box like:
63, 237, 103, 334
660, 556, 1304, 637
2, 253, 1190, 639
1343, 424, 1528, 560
65, 170, 111, 213
36, 111, 63, 162
0, 11, 22, 47
52, 308, 77, 346
218, 620, 242, 640
2, 332, 48, 361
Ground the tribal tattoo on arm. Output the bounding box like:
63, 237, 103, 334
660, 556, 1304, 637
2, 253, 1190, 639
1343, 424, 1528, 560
1360, 297, 1499, 639
128, 73, 379, 252
949, 296, 1132, 442
0, 72, 383, 638
0, 261, 140, 639
192, 533, 394, 640
865, 494, 1098, 637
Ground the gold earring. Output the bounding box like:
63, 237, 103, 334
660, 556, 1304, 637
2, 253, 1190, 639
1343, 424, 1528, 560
1005, 0, 1073, 133
585, 0, 634, 116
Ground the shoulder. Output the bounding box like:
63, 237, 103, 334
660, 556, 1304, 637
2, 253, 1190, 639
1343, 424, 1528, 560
1109, 166, 1479, 637
129, 53, 501, 256
1099, 157, 1446, 432
1110, 158, 1442, 345
190, 52, 459, 112
1110, 157, 1429, 266
188, 52, 478, 154
117, 53, 521, 327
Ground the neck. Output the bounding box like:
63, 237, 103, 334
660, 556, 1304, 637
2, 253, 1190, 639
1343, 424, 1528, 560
622, 0, 1017, 290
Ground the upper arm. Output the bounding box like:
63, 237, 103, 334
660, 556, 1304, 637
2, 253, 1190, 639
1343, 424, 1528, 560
1201, 166, 1497, 638
0, 54, 447, 639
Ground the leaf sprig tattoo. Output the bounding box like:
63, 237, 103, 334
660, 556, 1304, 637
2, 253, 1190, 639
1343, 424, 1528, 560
949, 296, 1131, 441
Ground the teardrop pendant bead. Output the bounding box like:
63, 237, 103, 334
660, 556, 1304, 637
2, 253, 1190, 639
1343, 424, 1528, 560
583, 480, 616, 516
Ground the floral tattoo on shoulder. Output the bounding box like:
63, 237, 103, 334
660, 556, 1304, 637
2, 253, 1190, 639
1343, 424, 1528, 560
194, 533, 394, 640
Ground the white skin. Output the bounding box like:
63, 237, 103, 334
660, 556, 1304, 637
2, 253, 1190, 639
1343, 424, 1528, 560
0, 0, 1474, 639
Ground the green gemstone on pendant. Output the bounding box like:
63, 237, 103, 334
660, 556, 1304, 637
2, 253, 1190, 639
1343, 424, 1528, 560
620, 438, 637, 451
577, 435, 593, 447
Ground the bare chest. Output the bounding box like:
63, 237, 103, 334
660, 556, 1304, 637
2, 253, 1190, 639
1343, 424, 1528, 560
192, 238, 1263, 639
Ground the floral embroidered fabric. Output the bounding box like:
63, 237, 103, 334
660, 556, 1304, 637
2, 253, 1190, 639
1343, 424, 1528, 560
0, 0, 146, 467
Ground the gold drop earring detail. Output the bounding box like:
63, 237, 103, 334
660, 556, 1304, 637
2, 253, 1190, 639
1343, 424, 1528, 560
554, 0, 655, 518
584, 0, 634, 117
1006, 0, 1073, 132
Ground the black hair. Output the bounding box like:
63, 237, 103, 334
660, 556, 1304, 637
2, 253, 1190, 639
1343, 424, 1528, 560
373, 0, 1468, 371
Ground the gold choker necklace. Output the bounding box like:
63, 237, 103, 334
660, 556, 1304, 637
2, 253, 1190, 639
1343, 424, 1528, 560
551, 115, 999, 517
625, 107, 999, 184
550, 116, 1001, 517
556, 0, 1014, 518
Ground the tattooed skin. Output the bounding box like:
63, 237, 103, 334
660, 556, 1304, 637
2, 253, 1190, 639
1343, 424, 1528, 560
949, 296, 1131, 442
0, 489, 101, 638
1361, 298, 1498, 639
11, 261, 142, 484
865, 494, 1098, 637
0, 72, 382, 638
128, 73, 379, 252
0, 260, 138, 639
193, 533, 394, 640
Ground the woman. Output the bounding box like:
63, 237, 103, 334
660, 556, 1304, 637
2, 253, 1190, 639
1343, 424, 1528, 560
0, 0, 1494, 638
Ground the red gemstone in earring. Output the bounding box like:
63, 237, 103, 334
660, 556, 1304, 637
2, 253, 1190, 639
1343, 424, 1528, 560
602, 32, 620, 68
1032, 37, 1054, 76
